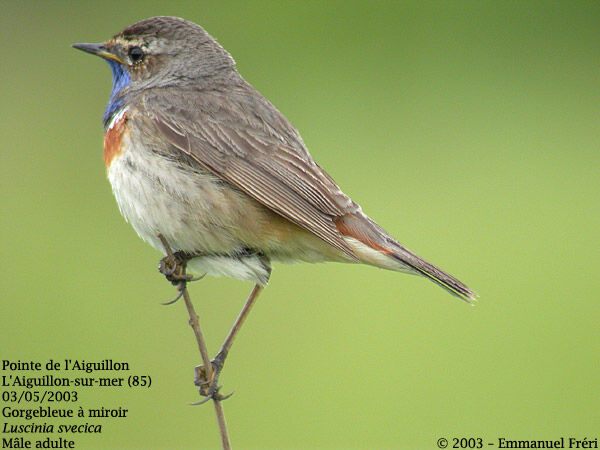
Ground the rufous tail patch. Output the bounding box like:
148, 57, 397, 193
334, 214, 393, 255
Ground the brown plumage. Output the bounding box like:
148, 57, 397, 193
73, 15, 477, 407
143, 82, 476, 301
74, 16, 476, 303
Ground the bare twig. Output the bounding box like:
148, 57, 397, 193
158, 234, 231, 450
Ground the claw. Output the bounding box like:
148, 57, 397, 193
189, 388, 233, 405
215, 390, 234, 401
189, 397, 212, 406
188, 274, 207, 282
161, 283, 185, 305
158, 252, 206, 305
193, 360, 232, 402
202, 383, 234, 403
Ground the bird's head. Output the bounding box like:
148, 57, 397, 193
72, 16, 236, 124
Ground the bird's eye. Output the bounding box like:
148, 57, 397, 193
128, 46, 144, 64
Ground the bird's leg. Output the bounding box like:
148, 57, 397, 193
158, 248, 205, 305
194, 281, 267, 399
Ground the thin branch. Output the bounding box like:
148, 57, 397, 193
158, 234, 231, 450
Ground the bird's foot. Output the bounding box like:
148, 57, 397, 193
158, 252, 205, 305
192, 353, 232, 403
159, 251, 191, 284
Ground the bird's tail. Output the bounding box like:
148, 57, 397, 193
335, 213, 477, 304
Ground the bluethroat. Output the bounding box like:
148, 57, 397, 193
73, 16, 476, 400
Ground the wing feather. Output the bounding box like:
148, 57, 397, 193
146, 87, 359, 260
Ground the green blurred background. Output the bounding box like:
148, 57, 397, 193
1, 1, 598, 448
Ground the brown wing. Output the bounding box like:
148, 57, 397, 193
142, 86, 360, 260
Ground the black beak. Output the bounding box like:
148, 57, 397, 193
72, 42, 105, 55
72, 42, 124, 64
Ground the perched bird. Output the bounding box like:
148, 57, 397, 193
73, 16, 476, 397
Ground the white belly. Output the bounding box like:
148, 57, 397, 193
106, 138, 271, 284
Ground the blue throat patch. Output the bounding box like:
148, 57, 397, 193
102, 59, 130, 127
